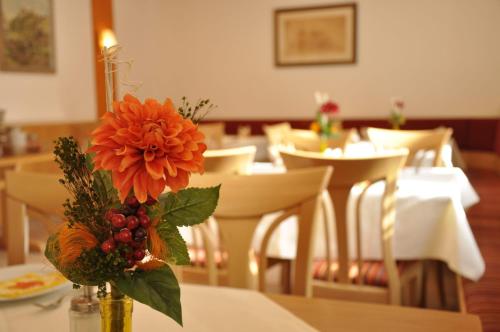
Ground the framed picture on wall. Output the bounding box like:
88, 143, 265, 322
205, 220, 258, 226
274, 3, 357, 66
0, 0, 55, 73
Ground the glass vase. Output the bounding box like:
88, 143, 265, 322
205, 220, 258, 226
319, 135, 329, 152
100, 288, 133, 332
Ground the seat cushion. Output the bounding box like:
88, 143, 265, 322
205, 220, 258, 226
312, 259, 416, 287
188, 247, 226, 268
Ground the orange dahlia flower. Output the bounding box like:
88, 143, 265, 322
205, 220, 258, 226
88, 94, 206, 203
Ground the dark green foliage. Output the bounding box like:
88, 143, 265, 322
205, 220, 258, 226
53, 137, 117, 239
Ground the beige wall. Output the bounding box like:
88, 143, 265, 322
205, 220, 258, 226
0, 0, 96, 124
114, 0, 500, 120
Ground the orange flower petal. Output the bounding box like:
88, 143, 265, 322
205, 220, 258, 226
145, 159, 164, 180
133, 171, 149, 203
90, 95, 205, 202
166, 170, 189, 192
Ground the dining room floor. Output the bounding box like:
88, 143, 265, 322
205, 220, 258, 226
462, 169, 500, 332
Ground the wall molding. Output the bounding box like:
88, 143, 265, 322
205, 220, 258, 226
462, 151, 500, 173
206, 118, 500, 153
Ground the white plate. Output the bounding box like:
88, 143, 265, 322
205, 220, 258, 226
0, 263, 71, 302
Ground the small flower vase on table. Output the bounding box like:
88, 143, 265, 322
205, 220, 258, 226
100, 286, 133, 332
389, 98, 406, 130
43, 45, 220, 332
310, 99, 341, 152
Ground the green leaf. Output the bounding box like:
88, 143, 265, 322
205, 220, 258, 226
115, 264, 182, 326
94, 170, 117, 199
159, 186, 220, 227
44, 233, 60, 267
154, 221, 190, 265
85, 152, 95, 172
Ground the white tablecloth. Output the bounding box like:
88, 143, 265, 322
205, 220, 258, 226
0, 284, 317, 332
248, 164, 484, 281
224, 134, 464, 168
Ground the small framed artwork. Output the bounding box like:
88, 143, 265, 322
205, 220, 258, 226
0, 0, 56, 73
274, 3, 357, 66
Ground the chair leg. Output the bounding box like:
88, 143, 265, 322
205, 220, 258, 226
281, 259, 292, 294
456, 274, 467, 313
437, 262, 447, 308
414, 262, 424, 307
268, 257, 292, 294
401, 262, 424, 307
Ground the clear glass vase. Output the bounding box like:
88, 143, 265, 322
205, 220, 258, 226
319, 135, 329, 152
100, 290, 133, 332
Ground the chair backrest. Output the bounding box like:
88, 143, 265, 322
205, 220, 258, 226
188, 166, 332, 296
14, 153, 60, 173
279, 149, 408, 304
203, 146, 256, 174
198, 122, 225, 149
5, 171, 69, 265
288, 129, 356, 151
21, 121, 98, 151
263, 122, 292, 146
366, 127, 452, 167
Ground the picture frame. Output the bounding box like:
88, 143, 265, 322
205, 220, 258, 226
0, 0, 56, 73
274, 3, 357, 66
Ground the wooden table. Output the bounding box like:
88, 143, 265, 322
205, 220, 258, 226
0, 283, 482, 332
268, 294, 482, 332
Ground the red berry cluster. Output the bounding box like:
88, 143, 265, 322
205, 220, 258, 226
100, 196, 156, 268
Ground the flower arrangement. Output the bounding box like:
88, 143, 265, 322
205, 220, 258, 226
389, 97, 406, 129
44, 93, 219, 328
310, 99, 342, 140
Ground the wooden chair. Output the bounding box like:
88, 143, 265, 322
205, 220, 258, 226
262, 122, 292, 163
263, 122, 292, 146
183, 166, 333, 296
288, 129, 357, 152
0, 153, 60, 250
279, 149, 423, 306
198, 122, 225, 149
365, 127, 453, 167
5, 171, 68, 265
203, 146, 256, 174
21, 121, 98, 152
191, 145, 257, 257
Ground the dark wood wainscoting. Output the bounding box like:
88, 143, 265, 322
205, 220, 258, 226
207, 118, 499, 153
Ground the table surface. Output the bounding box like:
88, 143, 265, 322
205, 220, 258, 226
269, 293, 482, 332
0, 284, 482, 332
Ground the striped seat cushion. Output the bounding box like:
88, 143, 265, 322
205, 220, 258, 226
190, 246, 415, 287
188, 247, 226, 268
312, 259, 417, 287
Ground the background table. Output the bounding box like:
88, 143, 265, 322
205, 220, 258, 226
251, 164, 484, 281
0, 284, 482, 332
182, 162, 483, 281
